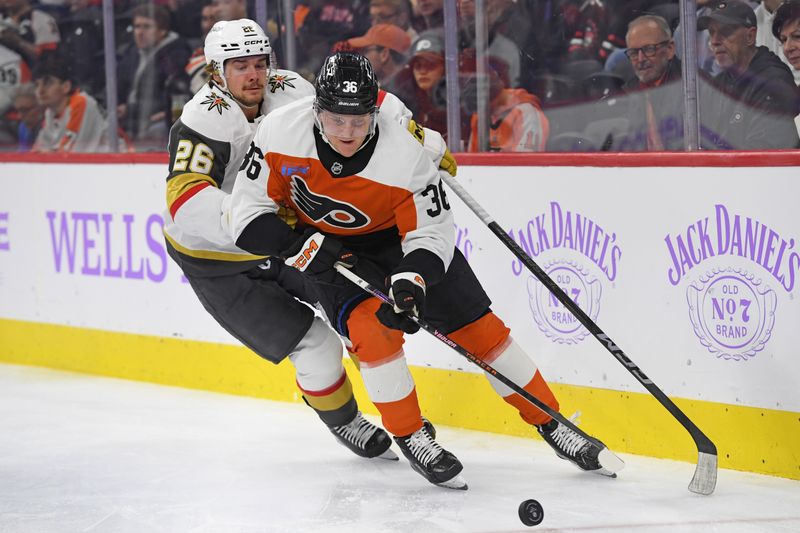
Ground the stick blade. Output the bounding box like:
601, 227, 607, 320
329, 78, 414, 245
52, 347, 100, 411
688, 451, 718, 495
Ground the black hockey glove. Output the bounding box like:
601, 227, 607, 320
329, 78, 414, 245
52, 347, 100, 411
376, 272, 426, 334
282, 229, 356, 281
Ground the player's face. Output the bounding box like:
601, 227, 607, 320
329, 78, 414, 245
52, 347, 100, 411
224, 55, 268, 107
707, 21, 755, 71
318, 110, 373, 157
779, 18, 800, 70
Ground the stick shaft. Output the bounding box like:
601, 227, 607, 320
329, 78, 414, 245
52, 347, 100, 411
440, 173, 717, 493
334, 264, 602, 448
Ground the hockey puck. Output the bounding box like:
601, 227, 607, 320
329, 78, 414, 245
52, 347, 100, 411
518, 499, 543, 526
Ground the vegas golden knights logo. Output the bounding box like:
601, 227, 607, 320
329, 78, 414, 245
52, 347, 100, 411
242, 26, 254, 33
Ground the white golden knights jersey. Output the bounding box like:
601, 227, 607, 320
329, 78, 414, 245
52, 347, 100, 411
163, 69, 314, 274
229, 95, 455, 284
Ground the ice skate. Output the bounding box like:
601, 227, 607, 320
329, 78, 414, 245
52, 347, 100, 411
537, 414, 624, 477
330, 412, 398, 460
394, 423, 467, 490
422, 416, 436, 439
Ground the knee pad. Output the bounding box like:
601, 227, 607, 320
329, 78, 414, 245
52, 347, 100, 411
289, 317, 345, 392
346, 298, 404, 364
483, 337, 538, 397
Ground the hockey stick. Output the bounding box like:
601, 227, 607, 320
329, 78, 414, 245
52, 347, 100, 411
440, 172, 717, 495
333, 263, 625, 477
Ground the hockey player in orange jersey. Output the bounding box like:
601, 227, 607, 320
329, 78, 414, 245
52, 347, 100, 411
229, 52, 618, 489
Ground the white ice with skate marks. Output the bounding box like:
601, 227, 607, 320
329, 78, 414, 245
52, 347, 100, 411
0, 364, 798, 533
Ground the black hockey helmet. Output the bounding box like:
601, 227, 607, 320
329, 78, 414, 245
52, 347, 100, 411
315, 52, 379, 115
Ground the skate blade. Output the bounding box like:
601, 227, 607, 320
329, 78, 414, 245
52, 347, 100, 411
435, 474, 468, 490
594, 447, 625, 477
377, 448, 399, 461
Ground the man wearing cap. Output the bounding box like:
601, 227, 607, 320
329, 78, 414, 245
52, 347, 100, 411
699, 0, 800, 149
346, 23, 411, 86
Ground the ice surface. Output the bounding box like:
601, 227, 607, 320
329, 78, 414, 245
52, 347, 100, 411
0, 363, 798, 533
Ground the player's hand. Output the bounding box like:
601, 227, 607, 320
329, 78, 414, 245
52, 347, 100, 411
282, 229, 356, 279
376, 272, 426, 334
439, 147, 457, 177
277, 205, 298, 229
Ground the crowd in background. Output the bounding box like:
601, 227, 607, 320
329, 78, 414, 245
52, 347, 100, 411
1, 0, 800, 153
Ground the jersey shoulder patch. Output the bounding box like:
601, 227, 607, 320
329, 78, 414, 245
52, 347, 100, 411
181, 85, 248, 142
262, 70, 315, 115
199, 90, 231, 115
268, 69, 314, 94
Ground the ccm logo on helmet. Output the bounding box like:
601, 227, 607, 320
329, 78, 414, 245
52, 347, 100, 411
244, 40, 265, 45
290, 176, 370, 229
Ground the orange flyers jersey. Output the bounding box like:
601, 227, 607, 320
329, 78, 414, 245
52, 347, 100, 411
229, 95, 455, 269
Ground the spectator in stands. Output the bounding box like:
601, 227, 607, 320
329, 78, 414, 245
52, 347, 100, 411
773, 0, 800, 74
212, 0, 246, 21
12, 82, 42, 150
460, 52, 549, 152
411, 0, 443, 33
386, 29, 449, 138
0, 41, 29, 118
699, 0, 800, 149
756, 0, 800, 83
58, 0, 104, 101
185, 0, 219, 93
772, 0, 800, 136
561, 0, 624, 64
31, 51, 105, 152
0, 0, 60, 66
116, 3, 191, 150
457, 0, 522, 87
295, 0, 371, 76
620, 14, 684, 151
345, 23, 410, 87
370, 0, 416, 40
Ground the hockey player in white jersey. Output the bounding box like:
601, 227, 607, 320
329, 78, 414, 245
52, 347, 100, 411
163, 19, 396, 461
228, 52, 621, 489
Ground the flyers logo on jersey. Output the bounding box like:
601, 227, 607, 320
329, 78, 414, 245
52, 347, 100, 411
290, 176, 370, 229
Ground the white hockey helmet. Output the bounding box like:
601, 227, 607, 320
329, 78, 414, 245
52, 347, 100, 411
204, 19, 271, 90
